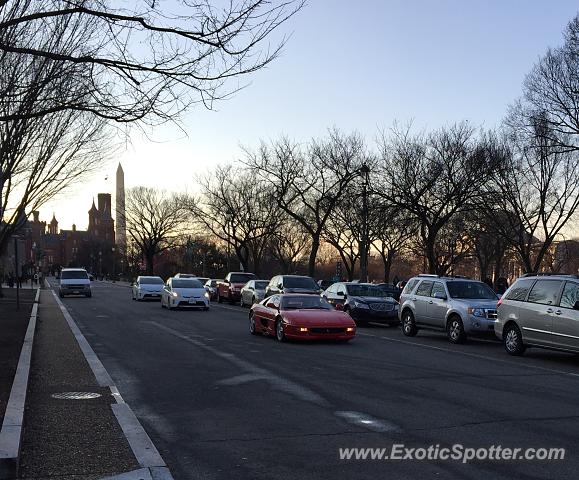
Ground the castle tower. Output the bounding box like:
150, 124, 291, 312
115, 163, 126, 252
48, 213, 58, 235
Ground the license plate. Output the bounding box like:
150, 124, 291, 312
189, 299, 196, 304
73, 291, 79, 294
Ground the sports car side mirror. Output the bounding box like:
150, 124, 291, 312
266, 302, 276, 309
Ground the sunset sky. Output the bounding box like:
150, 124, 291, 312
39, 0, 579, 231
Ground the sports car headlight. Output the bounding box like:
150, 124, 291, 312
171, 292, 179, 298
353, 301, 370, 309
204, 292, 210, 299
467, 307, 485, 317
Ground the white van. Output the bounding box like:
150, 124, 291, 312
59, 268, 92, 298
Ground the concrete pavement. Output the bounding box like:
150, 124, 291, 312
45, 279, 579, 479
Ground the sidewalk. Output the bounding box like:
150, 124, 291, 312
17, 290, 139, 479
0, 290, 35, 426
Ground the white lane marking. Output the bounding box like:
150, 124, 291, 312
334, 411, 401, 433
148, 321, 330, 407
357, 332, 579, 379
216, 373, 268, 386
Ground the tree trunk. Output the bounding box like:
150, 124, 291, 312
308, 235, 320, 277
145, 252, 155, 275
383, 250, 395, 284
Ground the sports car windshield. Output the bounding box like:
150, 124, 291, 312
447, 281, 497, 299
172, 279, 203, 288
255, 281, 269, 289
346, 284, 391, 298
281, 296, 332, 310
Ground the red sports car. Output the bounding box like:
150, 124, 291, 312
249, 294, 356, 342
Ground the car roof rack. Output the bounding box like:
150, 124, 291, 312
521, 272, 579, 278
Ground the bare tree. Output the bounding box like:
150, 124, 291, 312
379, 122, 500, 275
511, 14, 579, 153
124, 187, 188, 275
0, 19, 110, 262
190, 165, 278, 275
0, 0, 303, 124
269, 218, 310, 274
487, 119, 579, 273
371, 206, 415, 283
244, 129, 368, 276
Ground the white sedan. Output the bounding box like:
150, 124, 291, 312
132, 276, 164, 301
161, 277, 210, 310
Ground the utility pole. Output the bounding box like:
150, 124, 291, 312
14, 237, 19, 310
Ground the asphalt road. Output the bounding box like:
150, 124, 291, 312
48, 279, 579, 479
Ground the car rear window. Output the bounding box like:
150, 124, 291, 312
415, 281, 433, 297
61, 270, 88, 280
230, 273, 256, 283
560, 282, 579, 309
527, 280, 563, 305
504, 279, 535, 301
284, 276, 319, 289
255, 281, 269, 289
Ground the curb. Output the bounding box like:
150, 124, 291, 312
50, 291, 174, 480
0, 288, 40, 479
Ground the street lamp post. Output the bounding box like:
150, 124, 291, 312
359, 162, 371, 283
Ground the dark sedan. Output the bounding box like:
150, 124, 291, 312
322, 282, 400, 326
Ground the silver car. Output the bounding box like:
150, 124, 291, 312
399, 275, 500, 343
240, 280, 269, 307
495, 274, 579, 355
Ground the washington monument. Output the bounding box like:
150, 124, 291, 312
115, 163, 126, 252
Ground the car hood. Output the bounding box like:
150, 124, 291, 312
282, 309, 355, 326
348, 296, 397, 304
452, 298, 499, 309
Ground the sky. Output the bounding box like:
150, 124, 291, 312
40, 0, 579, 231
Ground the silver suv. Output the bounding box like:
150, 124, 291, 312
399, 275, 500, 343
495, 274, 579, 356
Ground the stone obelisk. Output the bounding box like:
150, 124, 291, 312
115, 163, 126, 253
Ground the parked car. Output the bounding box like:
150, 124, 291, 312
399, 275, 499, 343
173, 273, 197, 279
195, 277, 210, 287
265, 275, 321, 298
240, 280, 269, 307
322, 282, 400, 326
161, 277, 210, 310
132, 276, 164, 301
376, 283, 403, 301
217, 272, 257, 304
318, 279, 335, 290
205, 279, 224, 301
495, 274, 579, 356
249, 294, 356, 342
59, 268, 92, 298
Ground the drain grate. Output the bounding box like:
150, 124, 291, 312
51, 391, 102, 400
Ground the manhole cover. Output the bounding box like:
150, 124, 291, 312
51, 392, 102, 400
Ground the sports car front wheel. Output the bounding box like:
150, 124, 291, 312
275, 318, 286, 342
249, 313, 259, 335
